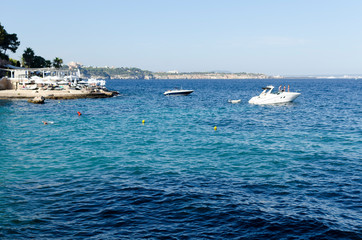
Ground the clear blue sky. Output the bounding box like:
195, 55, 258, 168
2, 0, 362, 75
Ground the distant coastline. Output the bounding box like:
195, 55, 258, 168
79, 66, 268, 80
151, 72, 268, 80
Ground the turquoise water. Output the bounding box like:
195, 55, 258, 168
1, 79, 361, 239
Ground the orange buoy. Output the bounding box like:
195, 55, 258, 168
77, 111, 82, 116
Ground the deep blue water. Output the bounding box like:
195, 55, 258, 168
0, 79, 361, 239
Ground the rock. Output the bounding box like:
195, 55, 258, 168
28, 96, 45, 104
0, 77, 13, 90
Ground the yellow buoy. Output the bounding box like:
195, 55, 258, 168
142, 120, 145, 125
214, 126, 217, 131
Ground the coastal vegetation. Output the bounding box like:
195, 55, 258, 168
22, 48, 51, 68
21, 48, 63, 69
53, 57, 63, 69
80, 67, 154, 79
0, 23, 20, 65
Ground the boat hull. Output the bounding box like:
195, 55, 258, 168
164, 90, 193, 96
249, 92, 300, 105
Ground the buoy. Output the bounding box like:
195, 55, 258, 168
142, 120, 145, 125
214, 126, 217, 131
77, 111, 82, 116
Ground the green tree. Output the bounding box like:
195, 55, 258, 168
33, 56, 47, 68
22, 47, 35, 67
0, 22, 20, 60
53, 57, 63, 68
22, 48, 52, 68
45, 60, 52, 68
9, 58, 20, 67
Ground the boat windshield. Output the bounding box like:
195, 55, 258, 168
261, 87, 275, 95
270, 88, 278, 94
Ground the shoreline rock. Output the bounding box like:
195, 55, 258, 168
28, 96, 45, 104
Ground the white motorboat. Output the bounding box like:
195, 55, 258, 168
248, 85, 300, 105
164, 88, 194, 96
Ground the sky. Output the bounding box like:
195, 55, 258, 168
2, 0, 362, 75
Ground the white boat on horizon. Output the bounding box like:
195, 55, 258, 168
164, 88, 194, 96
248, 85, 300, 105
228, 99, 241, 104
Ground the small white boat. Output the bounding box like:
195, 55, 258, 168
164, 88, 194, 96
228, 99, 241, 104
248, 85, 300, 105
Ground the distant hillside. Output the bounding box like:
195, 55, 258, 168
152, 72, 268, 79
80, 67, 154, 79
80, 67, 268, 80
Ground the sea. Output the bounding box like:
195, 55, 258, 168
0, 78, 361, 239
